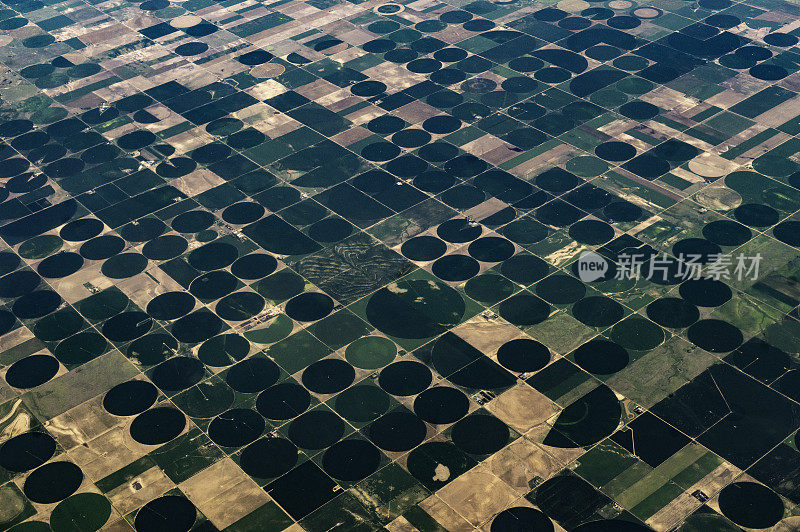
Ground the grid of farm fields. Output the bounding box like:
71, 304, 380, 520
1, 0, 800, 529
